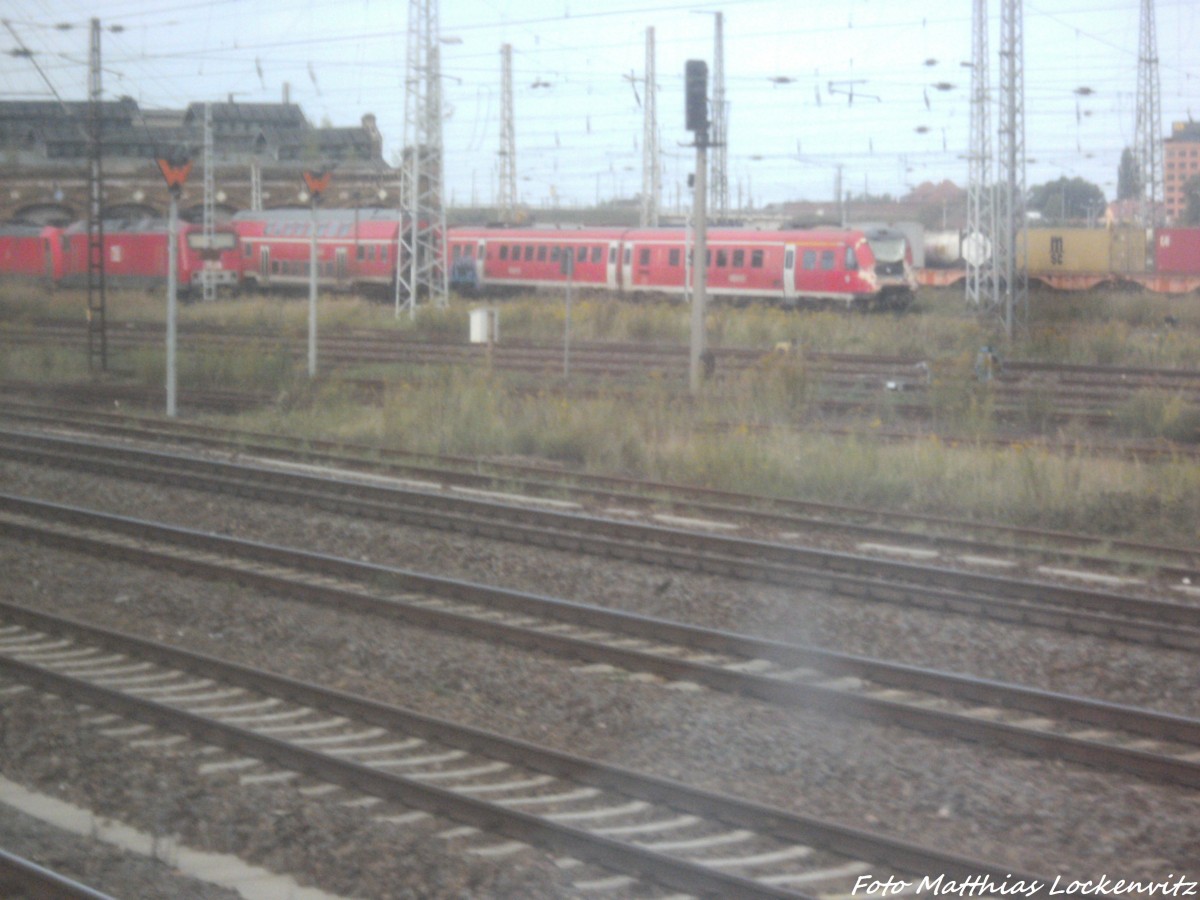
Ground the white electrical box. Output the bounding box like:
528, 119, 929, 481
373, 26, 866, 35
469, 307, 499, 344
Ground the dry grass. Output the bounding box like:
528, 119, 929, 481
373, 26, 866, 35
4, 282, 1199, 546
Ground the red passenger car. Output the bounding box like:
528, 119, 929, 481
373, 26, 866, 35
233, 208, 400, 294
621, 227, 914, 309
447, 227, 626, 293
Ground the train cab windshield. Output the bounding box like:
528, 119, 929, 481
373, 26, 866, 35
864, 229, 908, 277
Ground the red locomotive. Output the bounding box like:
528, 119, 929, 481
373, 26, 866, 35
0, 224, 65, 283
55, 219, 240, 294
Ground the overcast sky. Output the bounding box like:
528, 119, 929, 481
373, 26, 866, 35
2, 1, 1198, 211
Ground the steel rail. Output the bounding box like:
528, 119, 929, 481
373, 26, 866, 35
0, 430, 1195, 648
2, 399, 1194, 570
0, 600, 1053, 896
0, 848, 118, 900
3, 495, 1199, 791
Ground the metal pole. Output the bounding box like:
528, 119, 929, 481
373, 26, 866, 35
166, 192, 178, 418
689, 139, 709, 395
308, 199, 318, 377
564, 265, 572, 378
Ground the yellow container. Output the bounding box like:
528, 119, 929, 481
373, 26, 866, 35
1022, 228, 1110, 274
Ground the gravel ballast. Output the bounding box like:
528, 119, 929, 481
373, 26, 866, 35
1, 453, 1198, 894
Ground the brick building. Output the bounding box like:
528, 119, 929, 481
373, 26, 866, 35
1164, 120, 1200, 222
0, 98, 395, 224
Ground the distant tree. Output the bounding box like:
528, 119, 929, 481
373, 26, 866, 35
1117, 147, 1141, 201
1184, 175, 1200, 226
1027, 176, 1106, 222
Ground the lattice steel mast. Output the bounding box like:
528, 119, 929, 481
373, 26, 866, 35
1134, 0, 1163, 226
201, 102, 217, 302
86, 18, 107, 371
966, 0, 995, 310
710, 12, 728, 222
397, 0, 448, 317
640, 27, 660, 227
994, 0, 1027, 338
498, 43, 516, 224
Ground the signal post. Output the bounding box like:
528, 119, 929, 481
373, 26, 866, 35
303, 169, 332, 377
685, 60, 710, 395
155, 155, 193, 418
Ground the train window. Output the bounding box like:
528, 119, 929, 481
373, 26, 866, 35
511, 244, 520, 259
499, 245, 509, 260
845, 246, 858, 271
551, 246, 561, 261
244, 243, 253, 259
733, 249, 745, 267
716, 250, 727, 267
821, 250, 836, 270
535, 245, 545, 261
751, 249, 764, 268
639, 248, 650, 265
669, 248, 681, 266
802, 250, 816, 270
368, 246, 376, 262
577, 246, 587, 262
272, 261, 280, 274
525, 246, 534, 261
381, 246, 388, 263
624, 247, 632, 264
464, 246, 473, 258
785, 249, 794, 270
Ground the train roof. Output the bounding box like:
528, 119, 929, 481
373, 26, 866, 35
232, 207, 399, 224
620, 227, 876, 243
449, 226, 629, 240
0, 223, 51, 237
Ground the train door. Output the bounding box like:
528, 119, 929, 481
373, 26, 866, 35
476, 239, 487, 287
783, 244, 797, 303
606, 241, 621, 290
621, 244, 633, 290
260, 246, 270, 287
336, 248, 348, 289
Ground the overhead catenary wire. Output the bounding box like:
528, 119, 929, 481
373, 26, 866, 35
3, 0, 1196, 208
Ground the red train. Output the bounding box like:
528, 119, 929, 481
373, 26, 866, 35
0, 218, 239, 294
8, 208, 1199, 303
0, 213, 919, 310
448, 224, 918, 309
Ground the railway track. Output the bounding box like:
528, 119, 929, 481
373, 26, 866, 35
0, 601, 1052, 899
3, 493, 1199, 792
6, 322, 1200, 428
0, 847, 117, 900
2, 396, 1196, 576
1, 427, 1196, 650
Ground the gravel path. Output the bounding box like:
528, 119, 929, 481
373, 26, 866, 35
1, 453, 1198, 895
